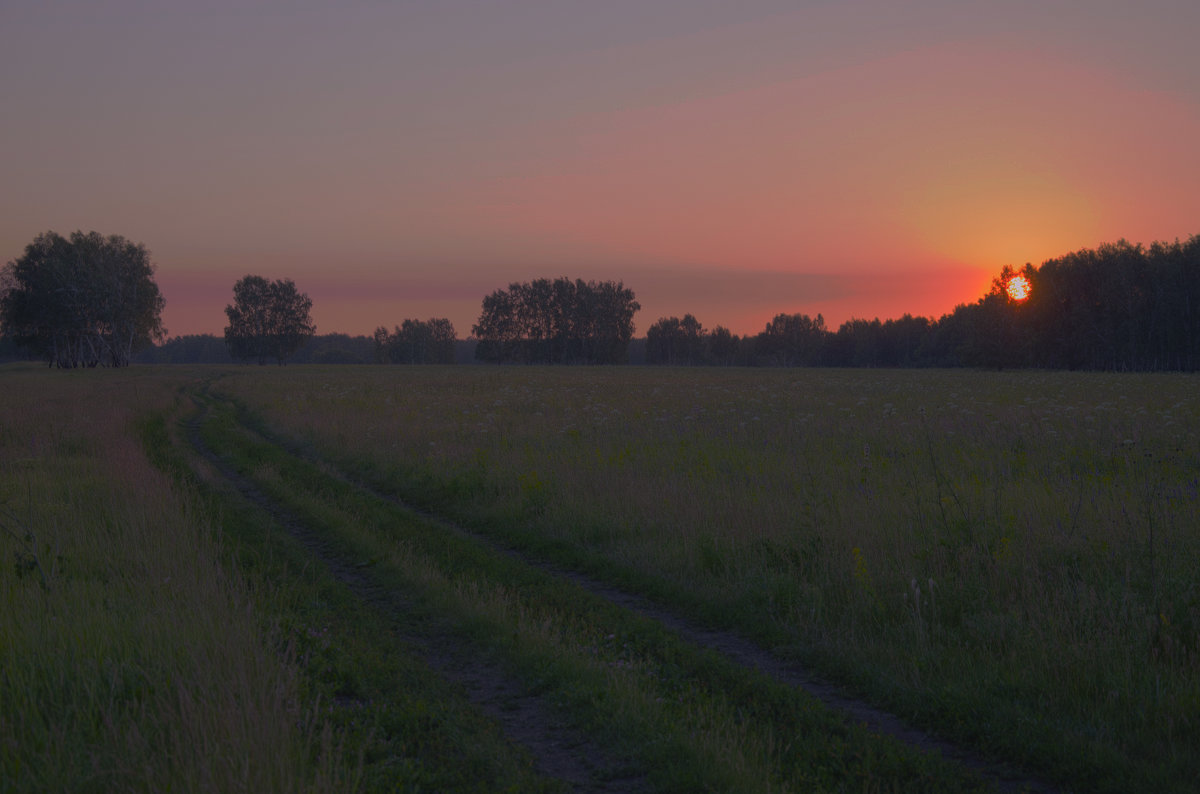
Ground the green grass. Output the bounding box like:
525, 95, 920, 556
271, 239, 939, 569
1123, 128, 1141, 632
143, 382, 571, 792
7, 362, 1198, 792
211, 364, 1200, 793
191, 386, 990, 792
0, 365, 350, 793
1, 365, 567, 792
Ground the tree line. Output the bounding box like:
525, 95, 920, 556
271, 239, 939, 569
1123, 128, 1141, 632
6, 229, 1200, 371
643, 312, 935, 368
957, 237, 1200, 371
643, 236, 1200, 371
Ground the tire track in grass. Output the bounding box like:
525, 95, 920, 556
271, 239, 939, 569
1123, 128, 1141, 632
222, 393, 1060, 794
184, 396, 648, 793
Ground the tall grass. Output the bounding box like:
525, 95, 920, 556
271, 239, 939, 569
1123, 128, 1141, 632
0, 365, 348, 793
197, 389, 989, 792
215, 365, 1200, 792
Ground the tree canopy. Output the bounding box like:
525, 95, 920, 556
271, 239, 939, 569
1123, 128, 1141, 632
645, 314, 705, 365
223, 275, 316, 365
472, 277, 640, 364
946, 237, 1200, 370
0, 230, 166, 368
756, 313, 827, 367
373, 318, 457, 364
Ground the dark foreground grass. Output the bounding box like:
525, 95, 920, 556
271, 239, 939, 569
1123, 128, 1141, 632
2, 363, 574, 793
211, 365, 1200, 794
0, 366, 348, 793
141, 391, 565, 793
11, 363, 1192, 792
191, 385, 994, 792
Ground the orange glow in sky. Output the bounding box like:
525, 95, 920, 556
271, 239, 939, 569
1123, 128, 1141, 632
2, 2, 1199, 338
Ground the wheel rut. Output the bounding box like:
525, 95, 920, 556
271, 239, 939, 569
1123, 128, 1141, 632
183, 398, 648, 793
372, 505, 1058, 793
204, 391, 1062, 794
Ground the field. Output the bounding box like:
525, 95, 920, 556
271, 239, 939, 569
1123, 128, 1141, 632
3, 363, 1198, 792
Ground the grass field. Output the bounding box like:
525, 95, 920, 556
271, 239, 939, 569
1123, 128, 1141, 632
0, 365, 352, 792
4, 363, 1198, 792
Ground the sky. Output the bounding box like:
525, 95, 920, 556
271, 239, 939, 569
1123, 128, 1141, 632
3, 0, 1200, 339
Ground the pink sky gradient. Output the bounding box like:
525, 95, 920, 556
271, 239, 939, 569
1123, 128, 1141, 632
3, 1, 1199, 339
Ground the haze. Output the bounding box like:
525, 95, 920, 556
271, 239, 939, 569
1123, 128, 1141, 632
3, 1, 1199, 338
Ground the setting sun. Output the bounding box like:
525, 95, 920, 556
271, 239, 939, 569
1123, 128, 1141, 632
1006, 275, 1031, 301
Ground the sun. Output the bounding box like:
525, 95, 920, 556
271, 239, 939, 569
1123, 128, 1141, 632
1006, 274, 1031, 302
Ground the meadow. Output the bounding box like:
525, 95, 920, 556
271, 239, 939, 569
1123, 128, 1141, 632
0, 366, 351, 792
3, 363, 1198, 792
213, 365, 1200, 791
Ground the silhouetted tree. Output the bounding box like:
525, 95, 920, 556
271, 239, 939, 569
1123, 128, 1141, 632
0, 334, 31, 362
1146, 236, 1200, 369
473, 288, 524, 363
829, 318, 882, 367
299, 333, 373, 364
755, 313, 827, 366
705, 325, 741, 366
373, 318, 457, 364
134, 332, 380, 364
473, 277, 640, 364
882, 314, 935, 366
136, 334, 234, 364
223, 276, 315, 365
925, 236, 1200, 371
0, 230, 166, 368
646, 314, 706, 365
372, 326, 389, 364
587, 279, 642, 364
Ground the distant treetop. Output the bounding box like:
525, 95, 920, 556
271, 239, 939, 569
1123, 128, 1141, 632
473, 277, 640, 364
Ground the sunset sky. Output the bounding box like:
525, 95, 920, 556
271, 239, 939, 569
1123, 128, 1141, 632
3, 1, 1199, 339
